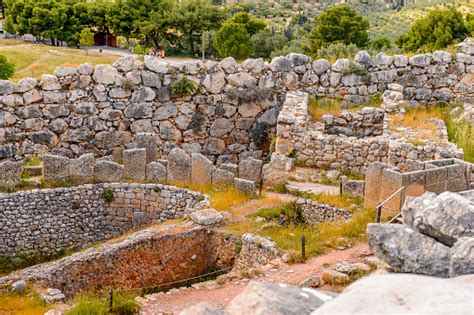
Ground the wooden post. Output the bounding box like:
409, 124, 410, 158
109, 288, 113, 313
375, 205, 382, 223
301, 232, 306, 262
339, 177, 343, 195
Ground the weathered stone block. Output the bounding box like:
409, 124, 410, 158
69, 153, 95, 183
94, 160, 124, 182
123, 148, 147, 180
43, 155, 70, 180
167, 148, 191, 182
238, 157, 263, 183
0, 160, 23, 189
191, 153, 213, 186
135, 133, 159, 163
234, 178, 256, 196
146, 161, 167, 183
212, 169, 234, 188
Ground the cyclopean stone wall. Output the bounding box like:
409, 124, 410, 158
0, 183, 206, 256
296, 198, 353, 224
0, 38, 472, 163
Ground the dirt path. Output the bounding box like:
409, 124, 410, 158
140, 242, 370, 314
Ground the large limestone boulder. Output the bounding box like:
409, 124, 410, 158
450, 237, 474, 277
367, 223, 451, 277
144, 56, 169, 73
191, 153, 213, 186
401, 191, 436, 227
146, 161, 167, 183
70, 153, 94, 182
226, 281, 333, 315
313, 274, 473, 315
0, 161, 23, 189
167, 148, 191, 182
43, 155, 70, 180
92, 65, 118, 85
123, 148, 147, 180
94, 160, 124, 182
238, 157, 263, 183
189, 208, 223, 226
412, 192, 474, 246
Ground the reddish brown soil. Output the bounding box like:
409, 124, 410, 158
140, 242, 370, 314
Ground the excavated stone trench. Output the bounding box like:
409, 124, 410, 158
0, 222, 236, 298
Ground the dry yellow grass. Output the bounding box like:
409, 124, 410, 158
389, 107, 446, 143
0, 40, 118, 82
0, 293, 50, 315
308, 96, 381, 121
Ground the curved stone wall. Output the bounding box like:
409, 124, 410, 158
0, 183, 206, 256
0, 39, 472, 164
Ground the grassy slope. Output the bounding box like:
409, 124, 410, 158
0, 39, 118, 82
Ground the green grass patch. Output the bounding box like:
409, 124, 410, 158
24, 157, 42, 167
446, 118, 474, 163
65, 291, 139, 315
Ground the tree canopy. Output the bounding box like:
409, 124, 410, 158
307, 5, 370, 56
396, 8, 470, 52
214, 22, 253, 60
0, 54, 15, 80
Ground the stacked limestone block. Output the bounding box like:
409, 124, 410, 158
0, 38, 472, 163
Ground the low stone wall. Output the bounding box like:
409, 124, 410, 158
297, 198, 352, 224
0, 38, 472, 163
0, 224, 235, 297
235, 233, 280, 269
274, 91, 462, 174
322, 107, 384, 137
0, 183, 206, 256
364, 159, 473, 214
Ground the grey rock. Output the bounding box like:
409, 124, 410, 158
123, 148, 147, 180
413, 192, 474, 246
189, 208, 223, 226
154, 103, 178, 120
238, 157, 263, 183
203, 138, 226, 155
212, 169, 235, 187
201, 72, 226, 94
409, 54, 431, 67
94, 160, 124, 182
287, 53, 311, 66
0, 161, 23, 189
144, 56, 169, 73
92, 65, 118, 85
234, 178, 256, 196
270, 56, 292, 72
354, 51, 373, 67
78, 63, 94, 75
167, 148, 191, 182
401, 192, 437, 227
54, 67, 77, 77
40, 74, 61, 90
15, 77, 37, 93
135, 133, 159, 163
113, 56, 136, 72
180, 302, 225, 315
146, 161, 167, 183
191, 153, 213, 186
312, 59, 330, 75
367, 223, 451, 277
41, 288, 66, 304
43, 155, 70, 180
11, 280, 27, 294
331, 59, 351, 73
219, 57, 237, 73
449, 237, 474, 277
297, 276, 321, 288
23, 89, 43, 104
0, 80, 14, 95
226, 281, 332, 315
70, 153, 95, 182
313, 274, 473, 315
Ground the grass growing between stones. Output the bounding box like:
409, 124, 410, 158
308, 95, 381, 121
0, 292, 50, 315
446, 118, 474, 163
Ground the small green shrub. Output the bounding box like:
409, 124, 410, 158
102, 188, 114, 203
122, 79, 134, 92
196, 195, 205, 202
153, 186, 161, 193
111, 292, 139, 315
171, 77, 198, 96
250, 122, 271, 150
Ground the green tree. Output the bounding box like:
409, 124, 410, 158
251, 29, 288, 58
466, 13, 474, 36
369, 37, 392, 51
396, 8, 469, 52
173, 0, 227, 54
307, 5, 369, 56
231, 11, 266, 36
214, 22, 253, 60
79, 28, 95, 55
0, 54, 15, 80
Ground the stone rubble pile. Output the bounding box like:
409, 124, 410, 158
322, 107, 384, 137
367, 191, 474, 277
